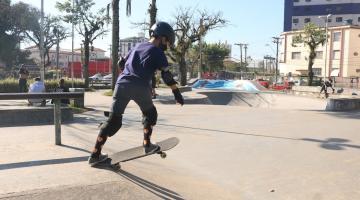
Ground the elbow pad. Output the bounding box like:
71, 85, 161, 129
161, 70, 177, 86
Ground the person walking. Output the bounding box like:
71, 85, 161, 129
88, 21, 184, 166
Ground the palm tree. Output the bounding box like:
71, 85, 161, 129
148, 0, 157, 95
111, 0, 131, 90
148, 0, 157, 31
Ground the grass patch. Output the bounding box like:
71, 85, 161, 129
69, 105, 94, 114
103, 90, 113, 96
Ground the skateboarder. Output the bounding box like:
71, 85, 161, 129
88, 21, 184, 166
320, 78, 335, 97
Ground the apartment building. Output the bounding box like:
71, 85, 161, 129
284, 0, 360, 31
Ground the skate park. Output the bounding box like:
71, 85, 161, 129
0, 81, 359, 200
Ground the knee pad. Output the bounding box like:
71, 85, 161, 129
99, 113, 123, 137
142, 106, 158, 128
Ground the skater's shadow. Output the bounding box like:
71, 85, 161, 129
94, 161, 184, 200
301, 138, 360, 150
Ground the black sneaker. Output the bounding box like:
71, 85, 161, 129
88, 153, 108, 167
144, 143, 160, 154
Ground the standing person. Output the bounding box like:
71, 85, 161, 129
320, 78, 335, 98
326, 79, 335, 94
88, 21, 184, 166
18, 65, 29, 93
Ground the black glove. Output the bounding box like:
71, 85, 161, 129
172, 88, 184, 105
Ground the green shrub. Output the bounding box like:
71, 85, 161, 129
0, 78, 20, 93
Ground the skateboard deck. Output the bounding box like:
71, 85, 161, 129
100, 137, 179, 169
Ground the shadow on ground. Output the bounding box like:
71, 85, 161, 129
94, 161, 185, 200
304, 110, 360, 119
0, 144, 91, 171
301, 138, 360, 151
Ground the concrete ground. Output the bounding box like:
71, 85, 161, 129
0, 89, 359, 200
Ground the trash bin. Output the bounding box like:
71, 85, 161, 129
69, 88, 85, 108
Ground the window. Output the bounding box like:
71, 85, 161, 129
333, 32, 341, 42
293, 0, 299, 2
333, 50, 341, 60
292, 52, 301, 60
328, 18, 332, 23
315, 51, 323, 59
358, 17, 360, 22
305, 0, 311, 2
304, 18, 311, 23
293, 18, 299, 24
313, 68, 322, 76
336, 17, 343, 22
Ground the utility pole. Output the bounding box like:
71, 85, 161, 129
198, 18, 204, 79
108, 44, 112, 73
234, 43, 244, 66
56, 37, 60, 79
244, 44, 248, 67
40, 0, 45, 81
272, 37, 280, 83
71, 0, 75, 87
53, 27, 60, 80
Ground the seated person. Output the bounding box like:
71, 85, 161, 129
28, 77, 46, 106
52, 78, 70, 105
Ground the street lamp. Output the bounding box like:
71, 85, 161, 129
319, 14, 332, 80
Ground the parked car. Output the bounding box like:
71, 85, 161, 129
89, 73, 103, 82
102, 74, 112, 85
256, 79, 270, 88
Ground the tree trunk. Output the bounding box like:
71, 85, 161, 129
178, 55, 187, 86
83, 38, 90, 88
307, 51, 315, 86
112, 0, 120, 91
149, 0, 157, 29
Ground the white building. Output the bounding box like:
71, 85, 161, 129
25, 46, 106, 68
280, 25, 360, 78
119, 33, 148, 57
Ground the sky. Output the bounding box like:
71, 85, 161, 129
12, 0, 284, 59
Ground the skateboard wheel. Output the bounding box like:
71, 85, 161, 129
160, 152, 167, 159
112, 163, 121, 170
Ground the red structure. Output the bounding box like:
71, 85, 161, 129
67, 60, 111, 78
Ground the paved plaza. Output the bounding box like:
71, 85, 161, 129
0, 89, 359, 200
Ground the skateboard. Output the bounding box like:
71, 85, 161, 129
99, 137, 179, 170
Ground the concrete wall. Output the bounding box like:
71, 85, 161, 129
0, 107, 73, 127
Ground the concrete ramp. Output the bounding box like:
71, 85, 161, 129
197, 91, 273, 107
192, 80, 267, 92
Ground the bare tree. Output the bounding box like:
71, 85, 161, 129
56, 0, 109, 88
171, 8, 227, 86
24, 15, 68, 67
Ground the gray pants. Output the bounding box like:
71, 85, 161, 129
111, 83, 154, 115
